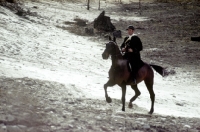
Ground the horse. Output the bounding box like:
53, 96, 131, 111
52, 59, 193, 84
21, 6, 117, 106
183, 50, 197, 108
102, 36, 165, 114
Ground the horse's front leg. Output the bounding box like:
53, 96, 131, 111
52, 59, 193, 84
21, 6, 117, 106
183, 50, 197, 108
104, 79, 115, 103
119, 83, 126, 111
128, 85, 141, 108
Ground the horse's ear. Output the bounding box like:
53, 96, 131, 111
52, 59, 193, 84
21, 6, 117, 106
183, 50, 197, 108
109, 36, 112, 41
113, 37, 116, 42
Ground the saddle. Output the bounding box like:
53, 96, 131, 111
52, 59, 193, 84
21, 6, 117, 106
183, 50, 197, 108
127, 60, 144, 73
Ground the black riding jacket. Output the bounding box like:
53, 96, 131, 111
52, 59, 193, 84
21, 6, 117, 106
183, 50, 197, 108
120, 35, 143, 53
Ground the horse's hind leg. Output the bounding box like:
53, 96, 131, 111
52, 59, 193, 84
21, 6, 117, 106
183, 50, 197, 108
144, 80, 155, 114
104, 79, 115, 103
128, 85, 141, 108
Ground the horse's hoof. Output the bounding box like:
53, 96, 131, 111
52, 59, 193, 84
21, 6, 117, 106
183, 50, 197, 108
128, 103, 133, 108
148, 110, 154, 115
106, 97, 112, 103
122, 108, 125, 111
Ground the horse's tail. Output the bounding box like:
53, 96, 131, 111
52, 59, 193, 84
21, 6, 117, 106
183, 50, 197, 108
150, 64, 165, 77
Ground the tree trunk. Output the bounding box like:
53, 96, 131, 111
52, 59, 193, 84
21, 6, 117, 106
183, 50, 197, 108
139, 0, 141, 15
87, 0, 90, 10
98, 0, 100, 10
139, 0, 141, 9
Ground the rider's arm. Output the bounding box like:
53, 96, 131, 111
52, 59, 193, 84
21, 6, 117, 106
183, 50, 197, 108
130, 36, 143, 52
136, 36, 143, 52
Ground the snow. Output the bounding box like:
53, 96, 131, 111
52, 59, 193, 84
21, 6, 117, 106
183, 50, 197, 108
0, 0, 200, 119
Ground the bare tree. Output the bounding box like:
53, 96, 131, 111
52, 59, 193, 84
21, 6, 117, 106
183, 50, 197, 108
139, 0, 141, 15
139, 0, 141, 9
98, 0, 100, 10
87, 0, 90, 10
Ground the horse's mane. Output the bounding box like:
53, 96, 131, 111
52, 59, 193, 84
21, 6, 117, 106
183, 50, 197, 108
112, 41, 122, 52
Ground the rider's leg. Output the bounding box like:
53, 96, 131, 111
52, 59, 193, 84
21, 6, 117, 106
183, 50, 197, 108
130, 62, 137, 84
128, 55, 137, 85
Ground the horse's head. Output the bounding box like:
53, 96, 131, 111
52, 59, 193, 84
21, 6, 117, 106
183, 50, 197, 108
102, 36, 117, 59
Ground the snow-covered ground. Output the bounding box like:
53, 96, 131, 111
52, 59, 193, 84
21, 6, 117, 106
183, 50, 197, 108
0, 0, 200, 120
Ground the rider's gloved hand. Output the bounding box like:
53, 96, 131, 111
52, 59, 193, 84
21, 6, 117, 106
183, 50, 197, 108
121, 48, 126, 52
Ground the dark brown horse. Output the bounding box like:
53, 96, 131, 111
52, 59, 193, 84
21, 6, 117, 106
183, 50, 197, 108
102, 37, 165, 114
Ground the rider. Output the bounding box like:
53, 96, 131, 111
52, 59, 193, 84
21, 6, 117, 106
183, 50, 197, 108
120, 25, 143, 84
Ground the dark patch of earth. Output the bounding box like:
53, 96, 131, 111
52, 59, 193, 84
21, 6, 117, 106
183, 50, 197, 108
1, 77, 200, 132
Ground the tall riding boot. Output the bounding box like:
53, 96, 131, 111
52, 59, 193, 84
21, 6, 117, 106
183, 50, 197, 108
130, 62, 137, 85
131, 70, 137, 85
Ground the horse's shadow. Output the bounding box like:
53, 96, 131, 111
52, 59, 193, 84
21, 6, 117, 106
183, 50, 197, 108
110, 98, 149, 114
